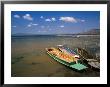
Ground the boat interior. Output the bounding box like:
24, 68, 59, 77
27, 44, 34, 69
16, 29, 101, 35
46, 47, 79, 63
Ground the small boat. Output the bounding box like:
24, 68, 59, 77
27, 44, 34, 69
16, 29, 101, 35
58, 45, 100, 70
46, 47, 87, 71
85, 59, 100, 70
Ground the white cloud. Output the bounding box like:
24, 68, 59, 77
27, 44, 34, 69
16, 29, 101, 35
45, 19, 51, 22
14, 15, 20, 18
27, 23, 38, 27
60, 25, 64, 28
23, 14, 33, 21
40, 16, 44, 19
45, 17, 56, 22
51, 17, 56, 21
80, 20, 85, 22
27, 24, 32, 27
12, 26, 16, 27
59, 17, 77, 23
76, 19, 86, 22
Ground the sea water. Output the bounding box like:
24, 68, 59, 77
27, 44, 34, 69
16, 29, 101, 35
11, 35, 100, 77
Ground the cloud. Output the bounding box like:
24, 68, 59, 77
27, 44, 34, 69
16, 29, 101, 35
23, 14, 33, 21
14, 15, 20, 18
45, 19, 51, 22
40, 16, 44, 19
76, 19, 86, 22
51, 17, 56, 21
45, 17, 56, 22
80, 20, 85, 22
27, 24, 32, 27
59, 17, 77, 23
12, 26, 17, 27
27, 23, 38, 27
59, 17, 85, 23
60, 25, 64, 28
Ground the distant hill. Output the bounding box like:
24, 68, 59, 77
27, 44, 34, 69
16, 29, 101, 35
77, 29, 100, 35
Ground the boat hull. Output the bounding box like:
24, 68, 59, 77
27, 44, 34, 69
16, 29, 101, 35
46, 51, 87, 71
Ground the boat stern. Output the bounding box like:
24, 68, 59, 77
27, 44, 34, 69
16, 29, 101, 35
70, 63, 88, 71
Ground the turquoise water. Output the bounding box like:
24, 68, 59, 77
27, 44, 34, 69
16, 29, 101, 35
11, 35, 100, 77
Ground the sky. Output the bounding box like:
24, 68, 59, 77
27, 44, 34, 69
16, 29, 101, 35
11, 11, 100, 35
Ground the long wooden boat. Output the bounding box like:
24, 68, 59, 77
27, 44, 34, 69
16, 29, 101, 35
46, 47, 87, 71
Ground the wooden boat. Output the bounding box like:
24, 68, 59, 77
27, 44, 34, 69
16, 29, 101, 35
58, 45, 100, 70
85, 59, 100, 70
46, 47, 87, 71
58, 46, 80, 59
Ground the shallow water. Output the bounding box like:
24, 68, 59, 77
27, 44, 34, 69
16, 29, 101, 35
11, 35, 100, 77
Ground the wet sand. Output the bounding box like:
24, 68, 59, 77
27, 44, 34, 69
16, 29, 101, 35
11, 35, 100, 77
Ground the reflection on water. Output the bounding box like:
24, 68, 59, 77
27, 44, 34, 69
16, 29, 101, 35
11, 35, 100, 77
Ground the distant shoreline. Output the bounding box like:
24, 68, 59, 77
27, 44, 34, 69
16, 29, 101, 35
11, 34, 100, 37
